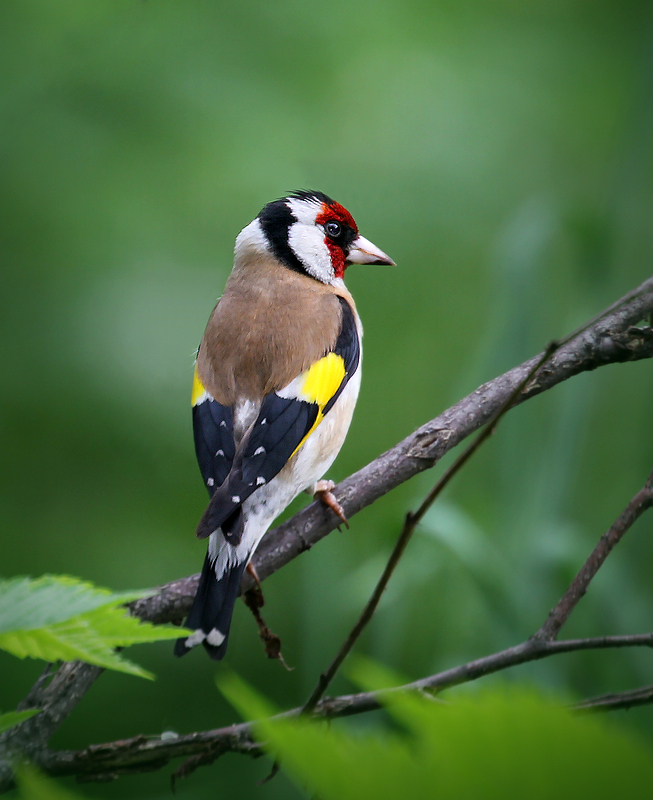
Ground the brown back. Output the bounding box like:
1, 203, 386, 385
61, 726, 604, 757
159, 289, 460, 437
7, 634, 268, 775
197, 257, 345, 405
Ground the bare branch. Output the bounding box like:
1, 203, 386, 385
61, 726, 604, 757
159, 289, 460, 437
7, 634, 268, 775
1, 277, 652, 791
535, 469, 653, 641
29, 450, 653, 788
301, 343, 560, 716
36, 633, 653, 782
0, 661, 104, 790
572, 684, 653, 714
300, 510, 416, 717
16, 458, 653, 788
131, 277, 653, 625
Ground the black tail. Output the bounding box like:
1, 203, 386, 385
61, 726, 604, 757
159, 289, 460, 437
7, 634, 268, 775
174, 552, 247, 660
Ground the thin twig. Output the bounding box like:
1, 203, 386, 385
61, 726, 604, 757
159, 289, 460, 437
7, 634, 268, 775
299, 511, 417, 717
246, 295, 653, 594
301, 342, 560, 716
2, 278, 653, 792
179, 457, 653, 785
572, 684, 653, 714
535, 469, 653, 641
126, 289, 653, 623
36, 633, 653, 782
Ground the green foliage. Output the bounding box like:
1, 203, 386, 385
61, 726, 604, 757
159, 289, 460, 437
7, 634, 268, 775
15, 764, 88, 800
0, 709, 40, 734
0, 576, 185, 679
1, 2, 653, 797
0, 575, 144, 632
220, 664, 653, 800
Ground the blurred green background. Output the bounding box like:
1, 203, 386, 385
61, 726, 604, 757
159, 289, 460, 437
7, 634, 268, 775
1, 0, 653, 797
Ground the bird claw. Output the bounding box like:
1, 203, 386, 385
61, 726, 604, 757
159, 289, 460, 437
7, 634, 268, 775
311, 480, 349, 529
242, 570, 292, 668
246, 561, 264, 598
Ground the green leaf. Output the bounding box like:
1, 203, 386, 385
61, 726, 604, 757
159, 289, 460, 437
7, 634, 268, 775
0, 708, 40, 733
217, 670, 279, 722
0, 575, 187, 679
16, 763, 89, 800
219, 669, 653, 800
0, 575, 147, 633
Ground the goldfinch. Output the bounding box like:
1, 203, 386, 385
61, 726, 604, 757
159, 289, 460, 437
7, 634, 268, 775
175, 190, 394, 660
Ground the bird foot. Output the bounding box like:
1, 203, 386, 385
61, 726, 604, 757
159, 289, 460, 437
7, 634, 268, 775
243, 564, 292, 669
246, 561, 264, 599
309, 480, 349, 529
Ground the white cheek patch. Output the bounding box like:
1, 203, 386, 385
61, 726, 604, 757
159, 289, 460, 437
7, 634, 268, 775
286, 197, 335, 283
287, 224, 334, 282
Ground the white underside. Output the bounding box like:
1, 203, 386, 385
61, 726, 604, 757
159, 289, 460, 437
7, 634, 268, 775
208, 363, 362, 581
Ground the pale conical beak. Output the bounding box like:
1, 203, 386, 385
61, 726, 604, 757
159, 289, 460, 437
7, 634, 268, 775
346, 234, 396, 266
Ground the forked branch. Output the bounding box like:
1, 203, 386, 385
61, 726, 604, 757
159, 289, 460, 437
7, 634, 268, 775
1, 277, 652, 791
44, 466, 653, 784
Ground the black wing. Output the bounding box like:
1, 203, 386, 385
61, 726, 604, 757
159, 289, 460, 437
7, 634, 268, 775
192, 369, 236, 496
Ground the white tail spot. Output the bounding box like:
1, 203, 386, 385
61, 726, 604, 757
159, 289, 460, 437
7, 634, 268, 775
207, 628, 226, 647
185, 629, 207, 648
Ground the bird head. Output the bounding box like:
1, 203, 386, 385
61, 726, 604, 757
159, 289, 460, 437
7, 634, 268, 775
234, 190, 395, 284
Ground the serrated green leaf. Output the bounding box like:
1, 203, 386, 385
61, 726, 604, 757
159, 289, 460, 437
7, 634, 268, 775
0, 708, 41, 733
0, 575, 149, 633
220, 675, 410, 799
77, 603, 183, 647
217, 670, 278, 722
0, 575, 187, 678
219, 671, 653, 800
0, 620, 148, 679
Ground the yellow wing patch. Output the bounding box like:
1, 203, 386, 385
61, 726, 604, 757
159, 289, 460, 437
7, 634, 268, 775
299, 352, 346, 406
191, 366, 208, 406
289, 353, 346, 457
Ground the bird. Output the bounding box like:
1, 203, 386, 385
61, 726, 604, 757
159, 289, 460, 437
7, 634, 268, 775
174, 190, 395, 660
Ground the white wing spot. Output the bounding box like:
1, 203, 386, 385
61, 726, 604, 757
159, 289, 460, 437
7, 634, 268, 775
231, 495, 240, 504
260, 418, 267, 425
253, 446, 266, 456
207, 477, 215, 487
256, 476, 266, 486
215, 449, 224, 457
220, 420, 227, 428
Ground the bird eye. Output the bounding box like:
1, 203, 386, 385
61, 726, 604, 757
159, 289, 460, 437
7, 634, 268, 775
325, 221, 342, 239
